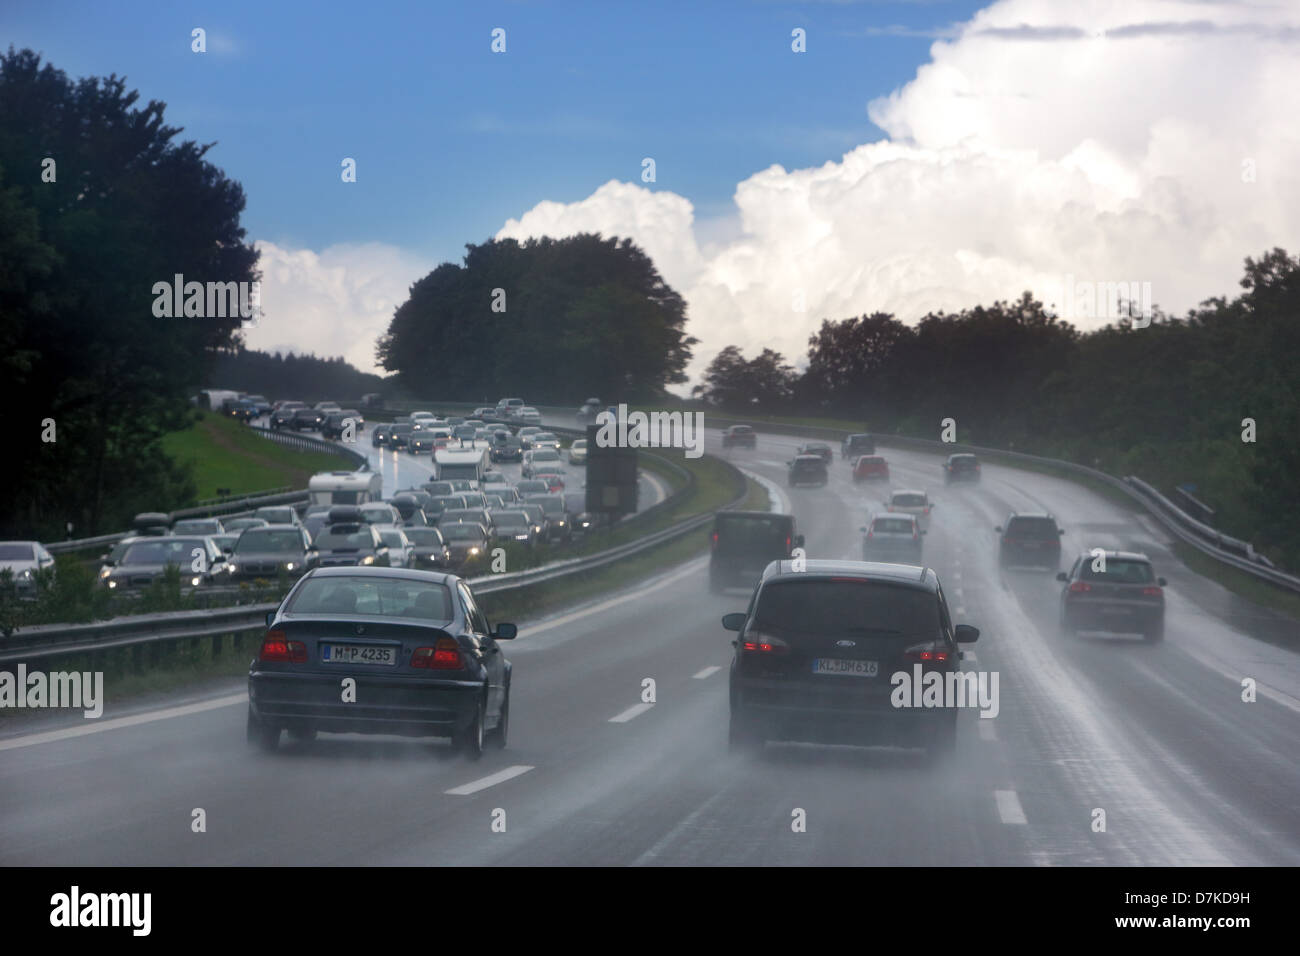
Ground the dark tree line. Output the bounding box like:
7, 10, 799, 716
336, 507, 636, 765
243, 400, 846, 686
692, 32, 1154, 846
1, 48, 258, 539
695, 251, 1300, 568
208, 348, 385, 404
377, 234, 697, 403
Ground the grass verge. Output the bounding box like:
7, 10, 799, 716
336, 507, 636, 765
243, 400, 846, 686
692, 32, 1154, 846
1170, 541, 1300, 623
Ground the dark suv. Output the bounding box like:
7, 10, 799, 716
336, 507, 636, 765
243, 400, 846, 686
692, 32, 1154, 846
943, 453, 981, 484
721, 425, 757, 450
291, 407, 326, 431
1057, 551, 1166, 642
996, 513, 1063, 569
708, 511, 803, 593
723, 560, 979, 756
788, 454, 828, 487
841, 433, 875, 459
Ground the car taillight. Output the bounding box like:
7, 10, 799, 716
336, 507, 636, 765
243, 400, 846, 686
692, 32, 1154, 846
411, 637, 462, 669
923, 507, 930, 514
1069, 581, 1091, 593
259, 630, 307, 663
785, 535, 792, 552
1141, 586, 1163, 596
711, 531, 719, 550
741, 633, 789, 655
903, 642, 949, 664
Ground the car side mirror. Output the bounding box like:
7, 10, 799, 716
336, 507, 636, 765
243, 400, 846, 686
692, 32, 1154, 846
265, 610, 276, 626
994, 526, 1003, 533
493, 622, 517, 640
721, 612, 746, 632
954, 624, 979, 643
1056, 572, 1068, 582
1157, 577, 1167, 587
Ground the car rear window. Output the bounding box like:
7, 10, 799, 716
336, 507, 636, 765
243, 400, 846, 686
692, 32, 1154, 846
1006, 517, 1058, 538
871, 518, 915, 534
404, 528, 444, 546
493, 512, 529, 529
441, 524, 486, 541
122, 539, 208, 565
714, 515, 792, 552
892, 493, 927, 507
314, 528, 375, 550
286, 576, 453, 620
1080, 559, 1154, 584
531, 449, 561, 461
173, 520, 218, 533
753, 579, 941, 638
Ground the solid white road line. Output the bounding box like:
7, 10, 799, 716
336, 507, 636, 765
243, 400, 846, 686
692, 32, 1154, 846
0, 692, 247, 752
609, 703, 654, 723
692, 666, 722, 679
995, 789, 1028, 825
445, 764, 535, 796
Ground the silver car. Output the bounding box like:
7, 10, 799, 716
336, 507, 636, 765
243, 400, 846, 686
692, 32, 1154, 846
0, 540, 55, 597
885, 489, 934, 531
861, 514, 925, 563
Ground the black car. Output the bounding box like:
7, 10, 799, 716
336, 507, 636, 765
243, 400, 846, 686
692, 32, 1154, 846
787, 454, 829, 487
372, 423, 391, 447
246, 567, 516, 757
709, 511, 802, 593
408, 430, 436, 454
723, 560, 979, 756
491, 510, 538, 549
798, 442, 834, 465
229, 525, 316, 581
944, 453, 981, 484
390, 494, 429, 527
100, 536, 231, 590
387, 423, 414, 450
291, 407, 326, 431
403, 526, 452, 569
245, 394, 273, 416
721, 425, 757, 450
271, 403, 306, 430
490, 430, 524, 463
223, 399, 257, 424
426, 494, 469, 522
321, 412, 360, 440
1057, 551, 1166, 642
440, 508, 497, 538
440, 522, 491, 570
841, 433, 875, 459
312, 511, 392, 568
525, 494, 572, 541
997, 513, 1063, 569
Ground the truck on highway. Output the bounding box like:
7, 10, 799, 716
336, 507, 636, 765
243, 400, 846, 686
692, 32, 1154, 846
433, 447, 489, 485
307, 470, 383, 508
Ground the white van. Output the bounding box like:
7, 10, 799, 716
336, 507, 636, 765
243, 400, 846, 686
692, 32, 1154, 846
433, 448, 489, 485
308, 470, 383, 507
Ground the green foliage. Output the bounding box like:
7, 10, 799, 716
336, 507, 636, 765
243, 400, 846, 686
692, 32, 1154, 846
377, 234, 696, 403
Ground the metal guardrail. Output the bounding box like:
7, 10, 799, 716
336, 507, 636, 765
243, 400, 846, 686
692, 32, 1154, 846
254, 425, 371, 470
702, 413, 1300, 593
6, 448, 748, 663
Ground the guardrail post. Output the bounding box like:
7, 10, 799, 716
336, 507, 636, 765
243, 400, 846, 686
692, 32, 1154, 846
212, 633, 223, 658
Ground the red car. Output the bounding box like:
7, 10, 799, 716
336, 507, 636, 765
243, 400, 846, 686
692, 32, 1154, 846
853, 455, 890, 482
533, 471, 566, 493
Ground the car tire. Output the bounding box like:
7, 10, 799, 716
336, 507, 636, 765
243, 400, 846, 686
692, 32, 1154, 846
452, 694, 486, 760
728, 710, 762, 754
1144, 620, 1165, 643
487, 687, 509, 749
246, 708, 280, 753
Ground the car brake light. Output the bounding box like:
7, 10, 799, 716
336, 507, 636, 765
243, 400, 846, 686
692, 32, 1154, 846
785, 535, 792, 552
1141, 586, 1163, 596
412, 637, 462, 669
741, 632, 788, 654
259, 630, 307, 663
903, 642, 949, 664
1069, 581, 1091, 593
710, 531, 719, 550
923, 507, 930, 514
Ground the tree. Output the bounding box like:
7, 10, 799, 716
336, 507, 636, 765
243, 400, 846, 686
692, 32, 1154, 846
694, 346, 796, 411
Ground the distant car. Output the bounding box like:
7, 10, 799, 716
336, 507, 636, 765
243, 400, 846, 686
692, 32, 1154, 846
244, 395, 273, 416
254, 506, 301, 527
223, 517, 269, 532
426, 494, 469, 522
723, 561, 979, 756
270, 404, 305, 430
944, 453, 981, 484
721, 425, 757, 450
387, 424, 414, 450
246, 567, 516, 757
312, 519, 391, 568
409, 431, 437, 454
440, 509, 497, 538
787, 454, 828, 487
132, 512, 171, 536
517, 406, 542, 425
490, 433, 524, 463
315, 401, 342, 414
404, 526, 452, 569
172, 517, 225, 535
359, 502, 402, 526
531, 470, 566, 494
885, 489, 933, 530
211, 533, 240, 556
708, 511, 802, 594
568, 439, 588, 465
492, 510, 539, 548
997, 513, 1064, 570
375, 527, 416, 568
229, 525, 316, 581
440, 522, 491, 570
291, 407, 326, 431
371, 423, 391, 447
422, 481, 457, 498
841, 433, 875, 460
100, 537, 230, 590
522, 448, 564, 478
525, 494, 572, 541
361, 393, 383, 408
861, 514, 924, 563
473, 407, 497, 419
389, 494, 429, 527
321, 412, 360, 440
576, 398, 603, 426
514, 480, 550, 497
223, 399, 257, 424
517, 426, 544, 448
1058, 551, 1166, 642
0, 541, 55, 598
529, 432, 561, 451
515, 503, 547, 538
852, 455, 890, 482
798, 442, 834, 465
497, 398, 525, 418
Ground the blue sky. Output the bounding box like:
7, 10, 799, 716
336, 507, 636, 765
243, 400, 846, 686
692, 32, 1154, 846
2, 0, 983, 265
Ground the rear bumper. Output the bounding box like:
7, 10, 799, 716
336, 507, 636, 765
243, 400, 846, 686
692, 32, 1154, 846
1064, 601, 1163, 631
248, 671, 482, 737
734, 679, 953, 746
863, 544, 923, 563
1000, 545, 1060, 567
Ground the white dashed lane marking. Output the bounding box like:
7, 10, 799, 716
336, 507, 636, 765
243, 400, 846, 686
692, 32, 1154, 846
995, 790, 1028, 825
609, 703, 654, 723
692, 666, 722, 679
445, 765, 535, 796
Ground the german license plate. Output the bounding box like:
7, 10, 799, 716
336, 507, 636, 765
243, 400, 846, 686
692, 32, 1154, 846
321, 644, 396, 665
812, 658, 878, 677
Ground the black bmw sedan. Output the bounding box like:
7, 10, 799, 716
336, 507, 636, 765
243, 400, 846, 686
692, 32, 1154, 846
247, 567, 516, 757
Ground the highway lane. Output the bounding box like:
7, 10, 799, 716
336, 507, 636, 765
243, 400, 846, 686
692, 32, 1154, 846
2, 425, 1297, 865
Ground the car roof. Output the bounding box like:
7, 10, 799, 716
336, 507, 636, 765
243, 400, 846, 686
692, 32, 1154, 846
761, 559, 939, 592
301, 565, 459, 585
1007, 511, 1056, 521
1073, 549, 1151, 562
892, 488, 928, 496
793, 454, 825, 462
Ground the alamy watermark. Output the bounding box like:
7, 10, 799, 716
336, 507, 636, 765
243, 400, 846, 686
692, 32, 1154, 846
890, 664, 999, 718
151, 274, 261, 327
593, 404, 705, 459
1052, 275, 1153, 327
0, 665, 103, 718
